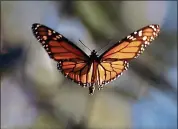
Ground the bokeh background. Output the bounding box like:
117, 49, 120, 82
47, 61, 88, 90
1, 1, 177, 129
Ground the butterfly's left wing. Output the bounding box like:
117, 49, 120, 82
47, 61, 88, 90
32, 23, 93, 86
97, 24, 160, 87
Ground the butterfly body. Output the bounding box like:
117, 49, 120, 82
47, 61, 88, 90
89, 50, 99, 61
32, 23, 160, 95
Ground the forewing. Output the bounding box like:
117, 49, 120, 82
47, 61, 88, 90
31, 23, 89, 61
100, 24, 160, 61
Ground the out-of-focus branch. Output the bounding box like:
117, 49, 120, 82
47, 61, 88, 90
130, 60, 177, 100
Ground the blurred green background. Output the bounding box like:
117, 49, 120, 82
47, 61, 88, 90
1, 1, 177, 129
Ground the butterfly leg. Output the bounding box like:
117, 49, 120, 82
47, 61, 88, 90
89, 86, 95, 95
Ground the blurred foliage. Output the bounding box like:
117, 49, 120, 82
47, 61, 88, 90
0, 43, 24, 74
31, 112, 63, 129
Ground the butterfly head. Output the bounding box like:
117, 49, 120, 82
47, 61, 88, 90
90, 50, 98, 59
91, 50, 98, 55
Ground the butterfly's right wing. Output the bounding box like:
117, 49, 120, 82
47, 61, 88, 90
32, 23, 93, 86
58, 60, 95, 87
32, 23, 89, 61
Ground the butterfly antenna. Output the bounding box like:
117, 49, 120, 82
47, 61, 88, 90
97, 39, 114, 53
79, 39, 92, 52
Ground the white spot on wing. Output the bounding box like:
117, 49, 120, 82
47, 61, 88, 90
127, 35, 131, 39
153, 32, 156, 36
143, 36, 147, 41
145, 41, 150, 45
138, 30, 142, 36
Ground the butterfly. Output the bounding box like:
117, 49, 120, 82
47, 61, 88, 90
31, 23, 160, 95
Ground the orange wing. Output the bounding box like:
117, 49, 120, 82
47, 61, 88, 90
100, 24, 160, 61
96, 60, 129, 87
97, 24, 160, 87
57, 61, 95, 87
32, 23, 89, 61
32, 23, 92, 86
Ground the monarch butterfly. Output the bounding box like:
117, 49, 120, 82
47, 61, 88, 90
32, 23, 160, 95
